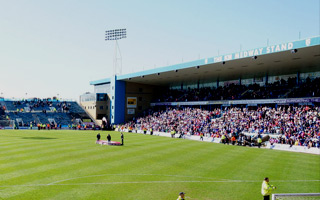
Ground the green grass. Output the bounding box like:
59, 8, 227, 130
0, 130, 319, 200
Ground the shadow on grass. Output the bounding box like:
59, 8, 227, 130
21, 137, 58, 140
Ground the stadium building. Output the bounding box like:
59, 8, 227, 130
82, 36, 320, 125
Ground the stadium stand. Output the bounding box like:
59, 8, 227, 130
0, 98, 96, 129
120, 73, 320, 150
86, 36, 320, 152
152, 77, 320, 102
88, 36, 320, 129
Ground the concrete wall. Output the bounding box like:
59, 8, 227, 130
79, 101, 96, 119
79, 100, 110, 125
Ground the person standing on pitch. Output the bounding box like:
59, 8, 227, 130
177, 192, 185, 200
261, 177, 276, 200
96, 133, 101, 141
121, 132, 124, 145
200, 132, 204, 141
150, 127, 153, 135
257, 135, 262, 148
107, 134, 111, 143
171, 128, 176, 138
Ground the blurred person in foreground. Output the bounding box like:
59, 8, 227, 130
177, 192, 185, 200
261, 177, 276, 200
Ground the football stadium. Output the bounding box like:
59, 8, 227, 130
1, 1, 320, 200
1, 36, 320, 199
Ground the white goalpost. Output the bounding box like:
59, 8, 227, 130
272, 193, 320, 200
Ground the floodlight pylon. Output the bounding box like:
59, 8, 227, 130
105, 29, 127, 76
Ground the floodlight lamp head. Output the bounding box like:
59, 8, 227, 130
252, 56, 258, 60
105, 28, 127, 41
196, 66, 200, 69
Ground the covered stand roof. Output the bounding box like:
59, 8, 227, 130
91, 36, 320, 86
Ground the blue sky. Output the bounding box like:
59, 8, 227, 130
0, 0, 319, 100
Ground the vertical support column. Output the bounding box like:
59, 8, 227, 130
110, 76, 126, 125
239, 77, 242, 85
265, 73, 269, 85
217, 79, 219, 88
181, 83, 183, 90
197, 80, 200, 89
110, 76, 116, 125
297, 72, 300, 85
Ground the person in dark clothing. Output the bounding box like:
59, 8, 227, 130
107, 134, 111, 143
97, 133, 101, 141
121, 132, 124, 145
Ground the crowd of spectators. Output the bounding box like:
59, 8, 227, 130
10, 99, 71, 113
0, 105, 6, 120
287, 77, 320, 98
0, 98, 97, 130
153, 77, 319, 102
122, 106, 320, 148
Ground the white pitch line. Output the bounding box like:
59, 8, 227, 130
47, 173, 229, 185
0, 180, 319, 188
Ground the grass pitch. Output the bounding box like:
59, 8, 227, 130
0, 130, 319, 200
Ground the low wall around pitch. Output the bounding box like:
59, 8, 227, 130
118, 129, 319, 155
266, 143, 320, 155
